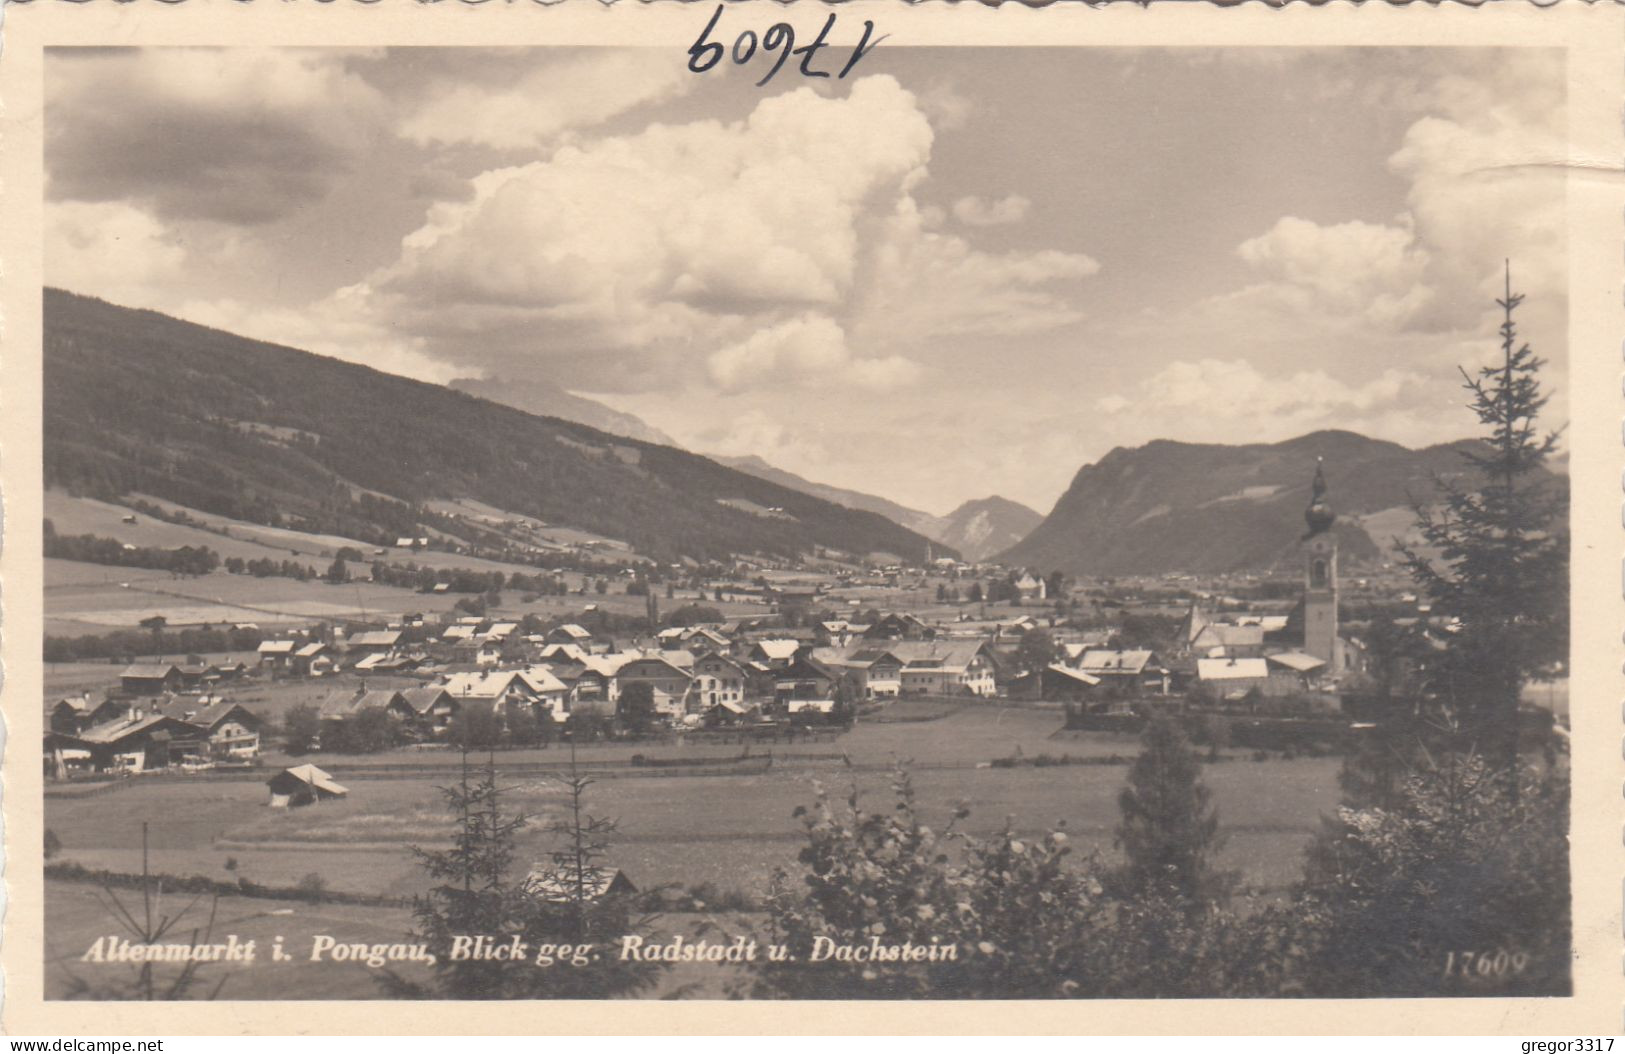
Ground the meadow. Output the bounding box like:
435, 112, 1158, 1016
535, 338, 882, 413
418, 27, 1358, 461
42, 703, 1345, 999
45, 707, 1343, 902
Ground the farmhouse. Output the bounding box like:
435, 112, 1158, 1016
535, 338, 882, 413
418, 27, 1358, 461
51, 693, 129, 735
118, 663, 181, 697
1076, 650, 1169, 694
773, 656, 837, 703
615, 656, 693, 709
523, 866, 637, 903
747, 639, 801, 669
517, 666, 572, 720
1196, 657, 1271, 699
267, 764, 349, 808
441, 670, 545, 712
399, 686, 459, 737
691, 652, 748, 709
546, 624, 593, 646
319, 687, 413, 724
1007, 663, 1101, 703
293, 642, 334, 677
46, 710, 207, 775
892, 641, 997, 698
863, 612, 934, 642
346, 630, 402, 657
257, 640, 297, 671
701, 698, 755, 727
158, 699, 263, 760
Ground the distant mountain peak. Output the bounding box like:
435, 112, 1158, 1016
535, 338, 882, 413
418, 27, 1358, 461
998, 430, 1563, 576
450, 375, 675, 447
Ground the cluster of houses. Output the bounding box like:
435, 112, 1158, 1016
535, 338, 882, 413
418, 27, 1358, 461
46, 694, 264, 778
304, 612, 1004, 742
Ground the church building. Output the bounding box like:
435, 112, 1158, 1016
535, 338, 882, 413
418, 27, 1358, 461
1301, 458, 1342, 669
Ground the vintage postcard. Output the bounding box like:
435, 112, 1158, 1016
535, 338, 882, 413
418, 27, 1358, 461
0, 0, 1620, 1035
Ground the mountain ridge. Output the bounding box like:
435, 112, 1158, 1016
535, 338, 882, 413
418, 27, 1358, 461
42, 289, 948, 565
998, 429, 1564, 576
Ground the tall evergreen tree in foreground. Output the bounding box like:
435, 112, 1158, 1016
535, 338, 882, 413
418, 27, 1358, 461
1112, 717, 1235, 911
1399, 264, 1567, 774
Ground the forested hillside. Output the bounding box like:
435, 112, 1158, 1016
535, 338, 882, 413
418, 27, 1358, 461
43, 290, 945, 564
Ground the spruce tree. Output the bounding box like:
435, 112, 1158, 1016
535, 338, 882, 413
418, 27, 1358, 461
1399, 264, 1567, 776
1112, 717, 1234, 910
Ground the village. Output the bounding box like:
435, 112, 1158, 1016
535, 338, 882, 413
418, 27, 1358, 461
43, 464, 1462, 791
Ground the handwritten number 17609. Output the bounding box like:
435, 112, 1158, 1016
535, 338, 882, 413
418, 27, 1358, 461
687, 5, 886, 87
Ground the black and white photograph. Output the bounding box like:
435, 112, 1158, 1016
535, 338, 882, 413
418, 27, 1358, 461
8, 5, 1610, 1023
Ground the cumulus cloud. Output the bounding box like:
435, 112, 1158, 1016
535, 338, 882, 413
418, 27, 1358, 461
47, 48, 386, 226
174, 287, 462, 386
706, 314, 920, 394
400, 51, 694, 151
1094, 358, 1460, 451
46, 201, 192, 309
952, 194, 1031, 227
851, 196, 1099, 349
1233, 216, 1432, 327
351, 74, 1097, 394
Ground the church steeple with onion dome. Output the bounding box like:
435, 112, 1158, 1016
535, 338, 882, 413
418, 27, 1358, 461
1301, 457, 1340, 666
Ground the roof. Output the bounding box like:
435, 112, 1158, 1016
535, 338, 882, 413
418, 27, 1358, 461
400, 687, 454, 714
120, 664, 178, 680
75, 713, 202, 745
1045, 664, 1102, 687
295, 642, 328, 657
617, 655, 693, 681
443, 625, 477, 640
485, 622, 518, 638
320, 689, 404, 720
258, 641, 297, 655
1078, 649, 1154, 675
522, 867, 635, 902
1197, 657, 1270, 681
879, 640, 989, 673
518, 667, 569, 695
753, 639, 801, 660
186, 700, 260, 730
552, 624, 592, 640
576, 653, 632, 678
441, 671, 518, 700
1266, 651, 1327, 673
706, 698, 751, 715
349, 630, 401, 648
271, 764, 348, 796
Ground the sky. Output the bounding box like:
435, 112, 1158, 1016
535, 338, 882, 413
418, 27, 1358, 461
44, 45, 1568, 516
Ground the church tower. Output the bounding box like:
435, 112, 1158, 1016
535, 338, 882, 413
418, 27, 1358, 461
1301, 458, 1340, 667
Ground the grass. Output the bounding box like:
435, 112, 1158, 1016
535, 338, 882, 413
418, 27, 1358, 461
46, 705, 1343, 903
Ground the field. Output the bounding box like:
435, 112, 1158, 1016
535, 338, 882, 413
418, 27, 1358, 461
42, 703, 1343, 999
43, 490, 775, 636
45, 707, 1341, 899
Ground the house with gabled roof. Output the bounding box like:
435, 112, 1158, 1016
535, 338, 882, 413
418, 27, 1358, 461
615, 655, 693, 713
159, 699, 263, 759
691, 652, 748, 710
546, 624, 593, 646
46, 709, 208, 775
1077, 649, 1169, 695
891, 640, 997, 698
268, 764, 348, 808
748, 638, 801, 669
257, 639, 297, 672
119, 663, 181, 696
293, 641, 335, 677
